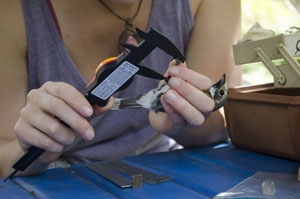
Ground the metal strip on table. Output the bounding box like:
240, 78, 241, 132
85, 164, 132, 188
101, 160, 172, 184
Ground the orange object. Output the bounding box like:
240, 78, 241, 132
96, 57, 117, 73
85, 57, 118, 89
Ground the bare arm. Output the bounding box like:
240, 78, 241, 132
187, 0, 241, 86
171, 0, 241, 147
172, 0, 242, 147
0, 0, 29, 177
150, 0, 241, 147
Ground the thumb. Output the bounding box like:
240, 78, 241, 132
93, 97, 115, 115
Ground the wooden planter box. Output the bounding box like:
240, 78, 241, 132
224, 84, 300, 161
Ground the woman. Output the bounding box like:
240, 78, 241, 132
0, 0, 241, 177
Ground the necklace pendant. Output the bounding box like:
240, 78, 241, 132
118, 26, 142, 52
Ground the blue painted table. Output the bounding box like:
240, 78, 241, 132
0, 144, 298, 199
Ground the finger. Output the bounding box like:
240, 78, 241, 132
167, 66, 213, 90
158, 61, 186, 88
164, 89, 205, 126
20, 105, 76, 146
42, 82, 93, 117
160, 95, 186, 129
30, 91, 94, 140
15, 119, 64, 153
168, 77, 215, 113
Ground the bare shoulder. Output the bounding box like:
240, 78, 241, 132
186, 0, 242, 86
189, 0, 202, 19
0, 0, 27, 140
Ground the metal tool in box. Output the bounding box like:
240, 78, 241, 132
233, 33, 300, 88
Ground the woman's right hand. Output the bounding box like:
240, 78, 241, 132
14, 81, 113, 163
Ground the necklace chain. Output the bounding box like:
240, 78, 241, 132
97, 0, 143, 52
98, 0, 143, 23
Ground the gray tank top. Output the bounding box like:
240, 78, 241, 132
21, 0, 194, 164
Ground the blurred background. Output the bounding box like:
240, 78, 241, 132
241, 0, 300, 85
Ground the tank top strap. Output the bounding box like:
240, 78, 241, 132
21, 0, 87, 93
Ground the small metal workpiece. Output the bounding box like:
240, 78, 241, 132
101, 160, 172, 184
131, 175, 143, 188
85, 164, 132, 188
262, 179, 276, 195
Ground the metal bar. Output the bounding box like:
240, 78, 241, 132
85, 164, 132, 188
255, 47, 286, 85
101, 160, 172, 184
278, 43, 300, 77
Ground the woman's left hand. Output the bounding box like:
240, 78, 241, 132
149, 60, 215, 133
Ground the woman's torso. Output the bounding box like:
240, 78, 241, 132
21, 0, 194, 163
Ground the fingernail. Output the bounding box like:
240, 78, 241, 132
166, 90, 177, 101
168, 67, 179, 75
84, 129, 94, 140
83, 106, 93, 117
169, 77, 180, 88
